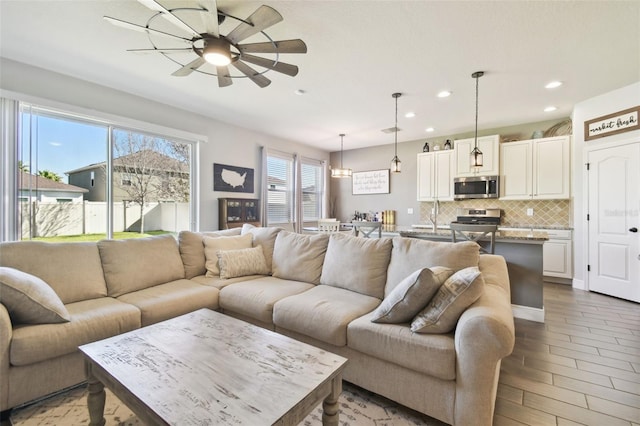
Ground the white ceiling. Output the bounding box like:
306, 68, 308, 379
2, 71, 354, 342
1, 1, 639, 152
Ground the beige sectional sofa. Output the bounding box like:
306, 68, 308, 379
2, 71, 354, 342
0, 226, 515, 425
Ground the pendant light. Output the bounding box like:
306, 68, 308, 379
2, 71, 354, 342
470, 71, 484, 168
391, 92, 402, 173
331, 133, 352, 178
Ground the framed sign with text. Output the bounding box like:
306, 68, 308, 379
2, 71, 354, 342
352, 169, 390, 195
584, 106, 640, 141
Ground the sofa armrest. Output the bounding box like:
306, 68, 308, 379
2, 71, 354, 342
453, 255, 515, 426
0, 303, 12, 411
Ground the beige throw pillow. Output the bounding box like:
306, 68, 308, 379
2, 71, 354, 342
371, 266, 453, 324
203, 233, 253, 277
411, 266, 484, 334
0, 267, 71, 324
217, 246, 270, 279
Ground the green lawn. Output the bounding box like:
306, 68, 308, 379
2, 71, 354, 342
32, 230, 171, 243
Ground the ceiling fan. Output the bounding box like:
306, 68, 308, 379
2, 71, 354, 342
104, 0, 307, 88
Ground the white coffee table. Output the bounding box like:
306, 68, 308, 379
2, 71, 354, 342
79, 309, 347, 425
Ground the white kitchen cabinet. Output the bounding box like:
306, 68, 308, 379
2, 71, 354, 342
500, 136, 570, 200
454, 134, 500, 177
538, 229, 573, 280
417, 150, 455, 201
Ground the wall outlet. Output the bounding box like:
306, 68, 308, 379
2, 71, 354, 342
527, 208, 534, 216
407, 208, 414, 214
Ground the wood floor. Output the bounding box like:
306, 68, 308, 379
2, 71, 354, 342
494, 282, 640, 426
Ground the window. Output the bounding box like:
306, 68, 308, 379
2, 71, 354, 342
262, 149, 326, 231
300, 158, 323, 223
1, 99, 199, 242
266, 152, 294, 226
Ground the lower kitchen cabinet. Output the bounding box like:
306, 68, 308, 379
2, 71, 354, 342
539, 229, 573, 281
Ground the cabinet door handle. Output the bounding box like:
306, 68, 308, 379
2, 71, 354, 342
630, 227, 638, 233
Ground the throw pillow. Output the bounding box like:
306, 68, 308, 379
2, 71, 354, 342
411, 266, 484, 334
203, 233, 253, 277
0, 266, 71, 324
217, 246, 270, 279
370, 266, 453, 324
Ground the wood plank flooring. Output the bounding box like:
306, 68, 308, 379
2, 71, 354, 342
494, 282, 640, 425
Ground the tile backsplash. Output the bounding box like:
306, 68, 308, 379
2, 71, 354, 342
420, 199, 571, 228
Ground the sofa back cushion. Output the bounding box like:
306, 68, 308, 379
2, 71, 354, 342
178, 229, 241, 278
385, 237, 480, 297
240, 224, 282, 273
320, 234, 392, 299
203, 234, 253, 277
272, 231, 329, 284
0, 241, 107, 304
98, 234, 185, 297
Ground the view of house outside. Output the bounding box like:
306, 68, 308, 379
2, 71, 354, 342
18, 105, 193, 241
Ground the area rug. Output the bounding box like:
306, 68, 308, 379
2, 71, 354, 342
11, 382, 446, 425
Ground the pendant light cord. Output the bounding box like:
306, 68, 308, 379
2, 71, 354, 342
394, 95, 398, 157
474, 73, 479, 149
340, 134, 345, 168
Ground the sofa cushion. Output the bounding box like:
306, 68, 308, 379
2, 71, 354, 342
411, 266, 484, 334
178, 229, 242, 279
241, 224, 281, 273
273, 285, 380, 346
219, 276, 314, 324
203, 234, 253, 277
385, 237, 480, 297
0, 267, 70, 325
190, 274, 264, 290
217, 246, 270, 279
320, 234, 392, 299
0, 241, 107, 304
272, 232, 329, 285
117, 279, 219, 326
10, 297, 141, 366
98, 234, 185, 298
348, 311, 456, 381
370, 266, 453, 324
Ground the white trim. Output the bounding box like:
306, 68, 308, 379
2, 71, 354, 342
572, 278, 586, 291
511, 304, 545, 323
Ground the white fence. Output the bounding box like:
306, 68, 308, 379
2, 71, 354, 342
20, 201, 190, 238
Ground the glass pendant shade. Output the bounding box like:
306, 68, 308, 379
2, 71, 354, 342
470, 147, 483, 168
331, 133, 352, 178
391, 156, 402, 173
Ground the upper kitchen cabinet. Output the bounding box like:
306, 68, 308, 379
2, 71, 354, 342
455, 134, 500, 177
500, 136, 570, 200
417, 150, 455, 201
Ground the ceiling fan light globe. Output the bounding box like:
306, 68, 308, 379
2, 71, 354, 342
204, 51, 231, 66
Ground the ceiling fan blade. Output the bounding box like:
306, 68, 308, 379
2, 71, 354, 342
216, 66, 232, 87
104, 16, 192, 43
240, 54, 298, 77
226, 5, 283, 44
196, 0, 220, 37
136, 0, 201, 38
171, 57, 206, 77
238, 39, 307, 54
127, 48, 192, 54
231, 60, 271, 88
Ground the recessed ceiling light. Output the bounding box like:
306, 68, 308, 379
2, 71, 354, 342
544, 106, 558, 112
294, 89, 306, 95
545, 81, 563, 89
425, 127, 435, 132
437, 91, 452, 98
405, 112, 416, 118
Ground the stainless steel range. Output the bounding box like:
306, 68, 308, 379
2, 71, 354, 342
451, 208, 502, 226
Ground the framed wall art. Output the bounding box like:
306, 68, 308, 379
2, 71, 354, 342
584, 106, 640, 141
213, 163, 254, 193
352, 169, 390, 195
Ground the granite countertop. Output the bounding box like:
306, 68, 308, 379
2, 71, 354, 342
384, 225, 549, 242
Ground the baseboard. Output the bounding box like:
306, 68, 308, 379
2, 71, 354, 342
572, 278, 586, 290
511, 304, 545, 323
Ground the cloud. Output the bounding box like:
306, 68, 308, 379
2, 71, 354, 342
49, 141, 62, 147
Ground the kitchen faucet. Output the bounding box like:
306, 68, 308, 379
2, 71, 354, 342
429, 200, 439, 231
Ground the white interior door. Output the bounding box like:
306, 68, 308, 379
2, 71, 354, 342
587, 142, 640, 302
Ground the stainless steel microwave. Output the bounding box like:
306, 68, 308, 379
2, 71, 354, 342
453, 175, 499, 200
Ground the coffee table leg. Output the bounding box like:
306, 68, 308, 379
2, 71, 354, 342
322, 375, 342, 426
86, 362, 106, 426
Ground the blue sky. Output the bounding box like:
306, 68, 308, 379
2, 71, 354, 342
21, 114, 107, 184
